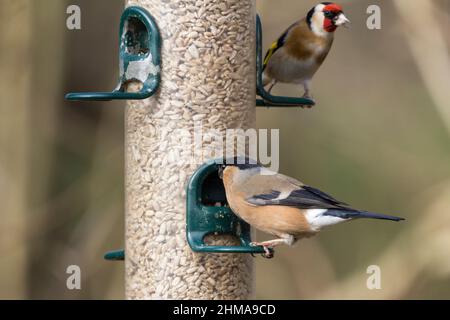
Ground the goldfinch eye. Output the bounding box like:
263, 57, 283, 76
323, 11, 334, 19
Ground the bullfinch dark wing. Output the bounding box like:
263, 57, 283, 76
246, 185, 348, 209
240, 172, 348, 209
241, 171, 403, 221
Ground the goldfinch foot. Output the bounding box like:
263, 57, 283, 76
266, 81, 277, 94
301, 95, 315, 108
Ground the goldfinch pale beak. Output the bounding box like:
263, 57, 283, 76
335, 13, 350, 28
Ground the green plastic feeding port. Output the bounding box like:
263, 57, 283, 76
65, 6, 161, 101
104, 159, 267, 261
186, 159, 267, 255
256, 15, 315, 108
104, 249, 124, 261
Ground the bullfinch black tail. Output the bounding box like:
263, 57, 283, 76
324, 209, 405, 222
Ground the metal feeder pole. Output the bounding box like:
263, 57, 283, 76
125, 0, 256, 299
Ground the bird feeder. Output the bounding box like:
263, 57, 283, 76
67, 0, 260, 299
256, 15, 315, 107
65, 6, 161, 101
186, 159, 268, 255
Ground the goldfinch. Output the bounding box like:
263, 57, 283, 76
262, 2, 350, 103
219, 158, 404, 258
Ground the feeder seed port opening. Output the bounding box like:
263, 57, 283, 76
104, 159, 271, 261
65, 6, 161, 101
186, 159, 269, 255
255, 14, 315, 108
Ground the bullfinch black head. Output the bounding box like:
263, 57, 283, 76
217, 157, 259, 179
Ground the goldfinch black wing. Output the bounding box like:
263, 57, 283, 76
263, 22, 298, 71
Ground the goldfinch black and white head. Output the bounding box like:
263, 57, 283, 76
307, 2, 350, 36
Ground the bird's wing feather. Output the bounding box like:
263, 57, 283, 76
245, 175, 348, 209
263, 21, 299, 70
239, 171, 302, 200
302, 185, 348, 206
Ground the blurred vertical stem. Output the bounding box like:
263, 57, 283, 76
27, 0, 65, 297
394, 0, 450, 135
0, 0, 31, 298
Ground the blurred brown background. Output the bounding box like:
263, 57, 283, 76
0, 0, 449, 299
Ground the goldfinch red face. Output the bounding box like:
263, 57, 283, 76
308, 2, 350, 35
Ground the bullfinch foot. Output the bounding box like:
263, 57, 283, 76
251, 241, 282, 259
250, 244, 272, 258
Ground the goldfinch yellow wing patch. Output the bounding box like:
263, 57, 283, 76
262, 22, 298, 70
263, 41, 279, 69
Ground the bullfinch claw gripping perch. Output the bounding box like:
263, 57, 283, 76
219, 157, 405, 257
250, 242, 275, 259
